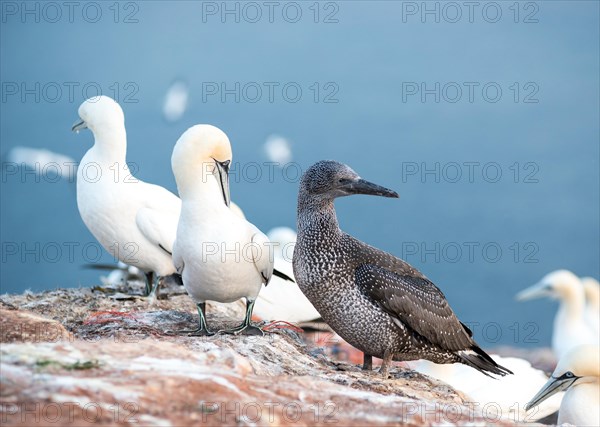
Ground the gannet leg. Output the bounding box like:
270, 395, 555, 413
378, 349, 393, 377
148, 276, 164, 300
180, 303, 214, 336
362, 354, 373, 371
219, 299, 264, 336
144, 271, 154, 296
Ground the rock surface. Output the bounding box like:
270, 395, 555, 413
1, 285, 520, 426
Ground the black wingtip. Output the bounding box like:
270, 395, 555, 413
458, 346, 513, 378
272, 269, 295, 283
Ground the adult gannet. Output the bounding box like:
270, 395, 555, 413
516, 270, 597, 359
293, 161, 512, 377
73, 96, 180, 296
253, 227, 321, 324
526, 344, 599, 426
582, 277, 600, 336
171, 124, 275, 336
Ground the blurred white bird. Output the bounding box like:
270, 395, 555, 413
582, 276, 600, 336
263, 134, 292, 165
411, 356, 563, 422
526, 345, 599, 426
253, 227, 321, 324
6, 146, 77, 180
163, 80, 189, 122
516, 270, 597, 360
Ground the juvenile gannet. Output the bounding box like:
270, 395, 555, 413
171, 124, 274, 335
253, 227, 321, 324
293, 161, 512, 377
516, 270, 597, 359
582, 276, 600, 336
526, 344, 599, 426
73, 96, 180, 296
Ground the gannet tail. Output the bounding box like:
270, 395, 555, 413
272, 269, 295, 283
457, 346, 514, 378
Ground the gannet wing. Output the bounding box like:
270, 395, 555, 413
134, 184, 181, 256
250, 232, 274, 286
355, 263, 473, 351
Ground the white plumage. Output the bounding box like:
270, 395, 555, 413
171, 124, 273, 334
516, 270, 597, 360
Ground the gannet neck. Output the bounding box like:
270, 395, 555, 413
297, 193, 341, 240
89, 126, 128, 164
556, 281, 586, 322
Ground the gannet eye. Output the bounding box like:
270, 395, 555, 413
338, 178, 350, 184
565, 371, 574, 378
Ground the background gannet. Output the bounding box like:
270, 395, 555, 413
171, 124, 275, 335
293, 161, 512, 377
253, 227, 321, 324
582, 276, 600, 336
74, 96, 181, 297
526, 344, 599, 426
516, 270, 597, 359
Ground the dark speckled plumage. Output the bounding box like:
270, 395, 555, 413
293, 161, 512, 377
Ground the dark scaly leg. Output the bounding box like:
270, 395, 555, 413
219, 299, 263, 336
148, 275, 163, 300
144, 271, 154, 296
379, 349, 394, 377
180, 303, 214, 336
362, 354, 373, 371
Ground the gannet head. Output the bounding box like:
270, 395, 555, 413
72, 96, 125, 134
171, 124, 232, 206
299, 160, 398, 201
526, 344, 599, 411
516, 269, 582, 302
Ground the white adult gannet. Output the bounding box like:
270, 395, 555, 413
73, 95, 180, 296
253, 227, 321, 324
411, 356, 562, 422
526, 344, 599, 426
516, 270, 596, 359
582, 277, 600, 336
171, 124, 274, 336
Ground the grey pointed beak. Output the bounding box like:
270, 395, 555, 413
525, 374, 577, 411
72, 119, 87, 132
516, 281, 551, 301
345, 178, 399, 198
215, 159, 231, 207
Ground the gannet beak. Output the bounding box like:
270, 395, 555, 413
72, 120, 88, 133
525, 373, 578, 411
214, 159, 231, 207
345, 178, 399, 198
516, 281, 551, 301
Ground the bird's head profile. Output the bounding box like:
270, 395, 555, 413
526, 344, 599, 411
72, 96, 125, 134
171, 124, 233, 206
516, 269, 582, 302
299, 160, 398, 202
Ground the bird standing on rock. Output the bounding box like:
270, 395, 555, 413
171, 124, 277, 336
73, 96, 181, 297
293, 160, 513, 377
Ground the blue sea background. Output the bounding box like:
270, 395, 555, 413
1, 1, 598, 348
